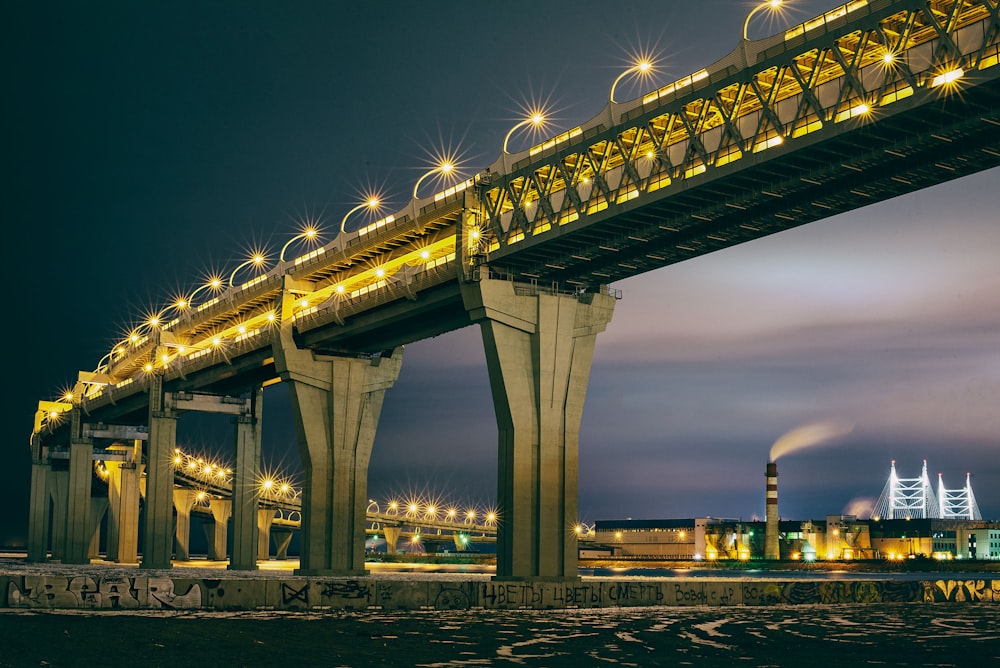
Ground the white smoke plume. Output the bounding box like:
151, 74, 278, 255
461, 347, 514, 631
769, 420, 854, 462
842, 496, 875, 518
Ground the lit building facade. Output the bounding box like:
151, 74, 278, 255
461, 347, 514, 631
587, 516, 1000, 561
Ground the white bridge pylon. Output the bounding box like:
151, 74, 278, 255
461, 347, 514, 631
872, 460, 981, 520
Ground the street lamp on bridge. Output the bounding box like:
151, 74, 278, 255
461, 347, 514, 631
502, 111, 547, 154
743, 0, 783, 40
412, 159, 457, 200
185, 275, 225, 309
279, 224, 322, 263
338, 196, 381, 251
228, 252, 268, 288
609, 57, 656, 104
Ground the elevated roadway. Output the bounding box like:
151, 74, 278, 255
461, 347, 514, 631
29, 0, 1000, 579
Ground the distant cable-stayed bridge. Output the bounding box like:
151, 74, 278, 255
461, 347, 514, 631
872, 459, 982, 520
29, 0, 1000, 577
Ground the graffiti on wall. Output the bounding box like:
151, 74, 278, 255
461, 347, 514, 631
3, 576, 996, 611
7, 576, 202, 609
924, 579, 1000, 602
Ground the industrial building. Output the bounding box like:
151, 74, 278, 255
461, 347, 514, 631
586, 460, 997, 561
589, 516, 1000, 561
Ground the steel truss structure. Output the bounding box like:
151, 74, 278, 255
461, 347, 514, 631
481, 0, 1000, 285
873, 459, 982, 519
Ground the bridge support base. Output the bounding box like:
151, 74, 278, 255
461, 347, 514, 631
106, 442, 142, 564
141, 374, 176, 570
272, 527, 293, 560
462, 278, 615, 580
257, 508, 275, 561
382, 526, 401, 555
173, 489, 197, 561
230, 390, 262, 571
273, 304, 402, 576
63, 428, 94, 565
207, 499, 232, 561
26, 458, 50, 562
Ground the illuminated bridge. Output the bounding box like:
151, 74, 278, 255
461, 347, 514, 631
83, 444, 502, 563
28, 0, 1000, 579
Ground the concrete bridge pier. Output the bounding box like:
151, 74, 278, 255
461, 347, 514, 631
272, 527, 293, 560
26, 435, 50, 563
272, 285, 402, 575
63, 409, 94, 564
229, 389, 263, 571
462, 278, 615, 580
283, 349, 402, 575
105, 442, 142, 563
257, 508, 275, 561
382, 526, 401, 555
88, 497, 108, 559
172, 489, 198, 561
47, 469, 69, 562
141, 373, 177, 570
206, 498, 232, 561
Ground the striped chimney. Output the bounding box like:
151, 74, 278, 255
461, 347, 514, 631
765, 461, 780, 560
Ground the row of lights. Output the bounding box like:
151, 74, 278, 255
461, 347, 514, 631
60, 1, 970, 412
378, 499, 498, 526
78, 3, 673, 382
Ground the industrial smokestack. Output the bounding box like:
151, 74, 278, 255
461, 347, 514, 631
765, 461, 779, 560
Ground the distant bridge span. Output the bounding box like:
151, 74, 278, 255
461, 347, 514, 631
30, 0, 1000, 579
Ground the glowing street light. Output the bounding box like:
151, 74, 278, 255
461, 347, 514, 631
279, 225, 321, 263
609, 58, 655, 104
186, 275, 225, 308
228, 252, 268, 288
743, 0, 783, 40
412, 160, 456, 199
502, 112, 546, 154
338, 196, 381, 250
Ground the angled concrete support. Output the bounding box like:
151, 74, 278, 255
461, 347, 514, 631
257, 508, 275, 560
206, 499, 232, 561
272, 527, 293, 560
229, 388, 263, 571
172, 489, 198, 561
106, 442, 142, 564
272, 279, 403, 575
462, 278, 615, 580
141, 373, 177, 570
382, 526, 401, 555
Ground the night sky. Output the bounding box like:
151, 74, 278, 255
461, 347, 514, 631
6, 1, 998, 548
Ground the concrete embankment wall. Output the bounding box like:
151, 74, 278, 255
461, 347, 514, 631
2, 575, 998, 611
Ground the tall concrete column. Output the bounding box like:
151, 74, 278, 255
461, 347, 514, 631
172, 489, 198, 561
48, 469, 69, 561
142, 373, 177, 570
272, 282, 402, 575
462, 278, 615, 580
88, 497, 108, 559
64, 411, 94, 564
26, 436, 50, 562
382, 526, 401, 555
257, 508, 275, 560
206, 498, 232, 561
229, 388, 262, 571
106, 442, 142, 564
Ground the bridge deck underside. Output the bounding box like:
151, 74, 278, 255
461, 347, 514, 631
488, 80, 1000, 286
